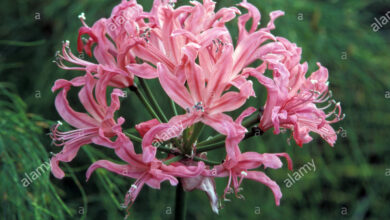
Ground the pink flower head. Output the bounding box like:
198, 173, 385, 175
248, 37, 344, 146
55, 0, 159, 88
86, 132, 205, 207
208, 152, 293, 206
50, 72, 125, 178
49, 0, 344, 215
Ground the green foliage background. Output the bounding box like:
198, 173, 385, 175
1, 0, 389, 219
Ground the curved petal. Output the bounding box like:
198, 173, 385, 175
239, 152, 283, 170
126, 63, 158, 79
142, 123, 171, 163
208, 80, 254, 114
235, 107, 257, 125
202, 113, 246, 161
86, 160, 143, 181
233, 31, 276, 76
50, 137, 92, 179
262, 10, 284, 32
104, 88, 124, 120
135, 119, 160, 137
55, 86, 99, 129
162, 161, 205, 177
237, 0, 261, 42
246, 171, 282, 206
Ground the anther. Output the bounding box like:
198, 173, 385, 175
193, 102, 204, 112
78, 12, 86, 20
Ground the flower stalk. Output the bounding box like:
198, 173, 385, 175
175, 179, 187, 220
138, 78, 168, 122
129, 85, 162, 122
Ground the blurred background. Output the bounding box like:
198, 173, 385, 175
1, 0, 389, 219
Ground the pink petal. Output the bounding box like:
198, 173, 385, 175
237, 0, 261, 41
78, 74, 105, 122
202, 113, 245, 161
158, 63, 193, 109
51, 137, 92, 179
135, 119, 160, 137
205, 44, 234, 105
182, 176, 219, 214
182, 45, 205, 103
246, 171, 282, 206
235, 107, 257, 125
262, 10, 285, 32
233, 31, 276, 76
103, 88, 124, 121
55, 86, 99, 129
162, 161, 205, 177
142, 123, 171, 163
126, 63, 158, 79
208, 80, 254, 114
86, 160, 142, 181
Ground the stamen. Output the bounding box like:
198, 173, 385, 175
287, 136, 292, 146
237, 194, 245, 200
309, 89, 321, 95
139, 28, 151, 43
78, 12, 86, 20
193, 101, 204, 112
130, 184, 138, 190
212, 39, 225, 53
315, 90, 332, 103
318, 100, 333, 110
168, 0, 175, 7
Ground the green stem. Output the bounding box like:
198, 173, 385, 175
156, 145, 176, 154
197, 140, 225, 153
175, 179, 187, 220
197, 134, 225, 147
124, 132, 142, 143
184, 123, 204, 153
129, 85, 161, 122
155, 145, 220, 166
192, 156, 221, 165
171, 100, 178, 116
242, 114, 260, 128
138, 78, 168, 122
163, 155, 184, 165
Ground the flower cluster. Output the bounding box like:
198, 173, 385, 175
50, 0, 343, 214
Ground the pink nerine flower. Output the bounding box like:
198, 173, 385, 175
50, 72, 124, 178
248, 37, 344, 146
86, 131, 205, 207
208, 152, 293, 205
